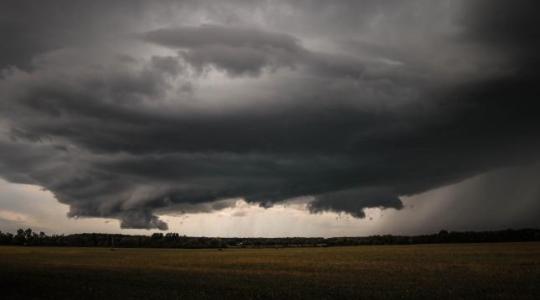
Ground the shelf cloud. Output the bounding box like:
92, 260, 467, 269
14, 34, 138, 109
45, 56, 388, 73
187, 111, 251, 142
1, 0, 539, 230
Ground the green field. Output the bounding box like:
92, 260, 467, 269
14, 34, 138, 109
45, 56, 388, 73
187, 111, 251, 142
1, 243, 540, 299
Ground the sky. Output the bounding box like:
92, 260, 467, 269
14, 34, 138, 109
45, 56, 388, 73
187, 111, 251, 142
1, 0, 540, 236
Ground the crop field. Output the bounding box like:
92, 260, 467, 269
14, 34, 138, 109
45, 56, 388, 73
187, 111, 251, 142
1, 243, 540, 299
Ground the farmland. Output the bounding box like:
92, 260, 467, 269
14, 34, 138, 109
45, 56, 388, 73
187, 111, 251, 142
1, 243, 540, 299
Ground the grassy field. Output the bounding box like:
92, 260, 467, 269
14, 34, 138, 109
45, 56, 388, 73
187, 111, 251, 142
1, 243, 540, 299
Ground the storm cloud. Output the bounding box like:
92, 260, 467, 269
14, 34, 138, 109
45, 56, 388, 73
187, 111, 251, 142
1, 0, 540, 230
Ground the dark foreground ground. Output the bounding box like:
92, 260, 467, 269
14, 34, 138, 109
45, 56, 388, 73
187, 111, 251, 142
1, 243, 539, 299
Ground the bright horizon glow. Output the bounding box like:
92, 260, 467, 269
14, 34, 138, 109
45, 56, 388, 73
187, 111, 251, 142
2, 171, 531, 237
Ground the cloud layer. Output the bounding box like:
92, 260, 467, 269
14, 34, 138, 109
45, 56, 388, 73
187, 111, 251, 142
1, 0, 539, 229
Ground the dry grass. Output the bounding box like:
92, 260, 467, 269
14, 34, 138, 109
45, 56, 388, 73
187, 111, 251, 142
1, 243, 540, 299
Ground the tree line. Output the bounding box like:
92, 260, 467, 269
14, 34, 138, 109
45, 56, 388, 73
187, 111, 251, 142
1, 228, 539, 249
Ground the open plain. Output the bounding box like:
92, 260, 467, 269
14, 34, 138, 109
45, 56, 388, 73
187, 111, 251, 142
1, 243, 539, 299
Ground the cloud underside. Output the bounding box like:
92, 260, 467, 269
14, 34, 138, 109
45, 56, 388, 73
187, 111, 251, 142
1, 0, 540, 229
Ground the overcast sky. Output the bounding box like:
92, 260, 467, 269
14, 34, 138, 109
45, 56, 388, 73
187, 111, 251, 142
1, 0, 539, 236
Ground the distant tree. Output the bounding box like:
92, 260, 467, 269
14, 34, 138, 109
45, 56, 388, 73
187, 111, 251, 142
151, 233, 164, 240
1, 228, 540, 248
14, 229, 26, 245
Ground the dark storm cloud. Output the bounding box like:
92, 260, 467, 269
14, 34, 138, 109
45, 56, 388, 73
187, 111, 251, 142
460, 0, 540, 51
1, 0, 540, 229
142, 25, 301, 51
142, 25, 301, 76
142, 24, 368, 78
0, 0, 146, 70
308, 188, 404, 218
